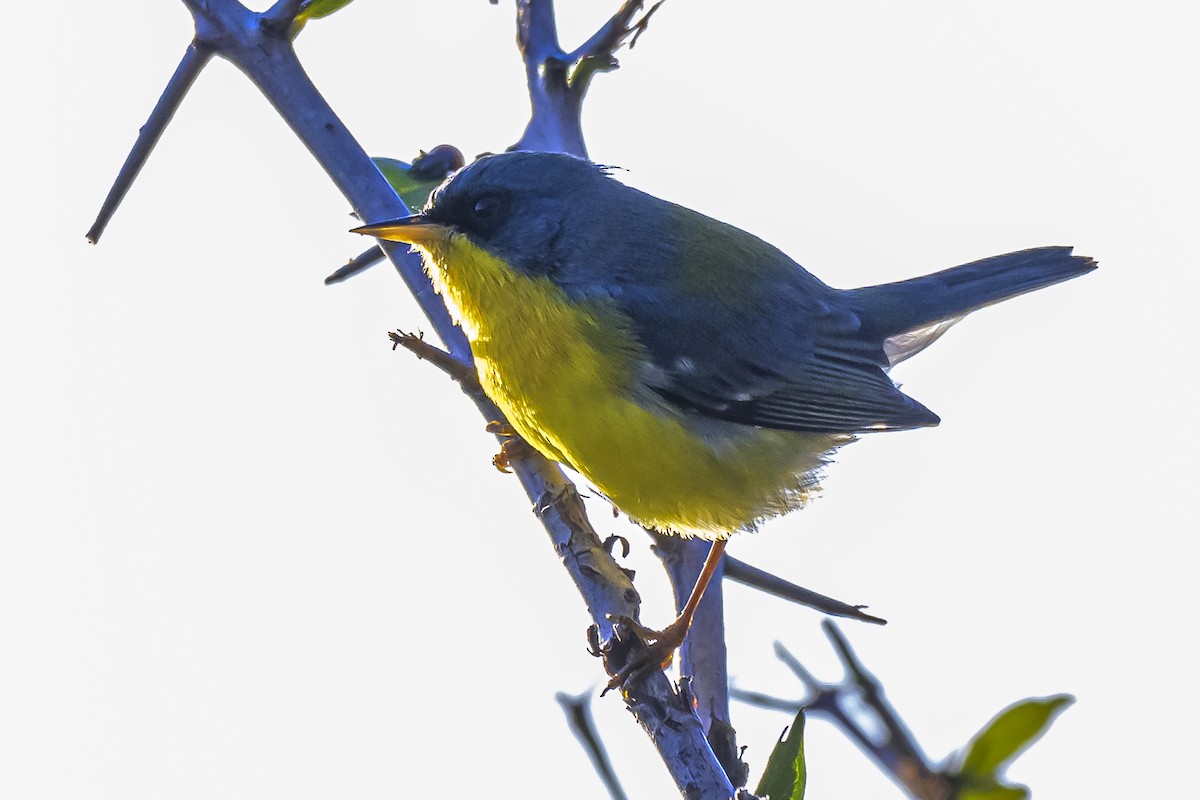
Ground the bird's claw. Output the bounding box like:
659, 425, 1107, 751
485, 420, 516, 437
491, 430, 533, 473
388, 329, 425, 352
602, 614, 688, 693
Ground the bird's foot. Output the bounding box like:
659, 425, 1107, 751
485, 420, 516, 437
602, 539, 727, 692
603, 614, 691, 692
487, 421, 534, 472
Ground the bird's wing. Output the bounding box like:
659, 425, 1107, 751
614, 270, 940, 434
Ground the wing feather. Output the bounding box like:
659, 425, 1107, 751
613, 262, 939, 434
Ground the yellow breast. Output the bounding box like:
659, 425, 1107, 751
417, 234, 843, 538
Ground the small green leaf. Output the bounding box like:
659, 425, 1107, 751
755, 709, 806, 800
959, 694, 1073, 779
298, 0, 355, 22
290, 0, 355, 37
373, 158, 441, 212
374, 157, 418, 189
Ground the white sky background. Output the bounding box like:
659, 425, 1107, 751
3, 1, 1197, 798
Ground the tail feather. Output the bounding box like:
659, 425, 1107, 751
849, 246, 1097, 341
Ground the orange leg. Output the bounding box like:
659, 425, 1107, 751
607, 538, 728, 690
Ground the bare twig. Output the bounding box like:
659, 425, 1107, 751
626, 1, 664, 49
556, 690, 630, 800
723, 557, 887, 625
770, 642, 822, 694
820, 621, 929, 770
86, 43, 212, 244
512, 0, 665, 154
325, 245, 386, 285
774, 637, 930, 784
569, 0, 664, 64
388, 331, 480, 392
737, 630, 953, 800
727, 687, 803, 715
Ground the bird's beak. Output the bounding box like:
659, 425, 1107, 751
351, 215, 450, 247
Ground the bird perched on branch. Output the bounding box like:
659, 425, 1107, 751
354, 151, 1095, 687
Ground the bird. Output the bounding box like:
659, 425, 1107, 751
353, 150, 1095, 686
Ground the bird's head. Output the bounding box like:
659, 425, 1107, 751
354, 151, 627, 281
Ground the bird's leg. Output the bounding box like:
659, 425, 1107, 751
606, 537, 728, 690
486, 420, 534, 473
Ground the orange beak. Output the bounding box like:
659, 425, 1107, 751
351, 215, 451, 247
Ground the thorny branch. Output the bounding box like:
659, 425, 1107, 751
724, 556, 887, 626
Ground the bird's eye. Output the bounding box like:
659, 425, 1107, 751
472, 196, 500, 219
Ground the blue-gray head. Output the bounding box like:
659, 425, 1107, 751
413, 152, 637, 279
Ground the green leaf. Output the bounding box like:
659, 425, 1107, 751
373, 157, 441, 212
298, 0, 354, 22
755, 709, 806, 800
290, 0, 355, 37
959, 694, 1073, 779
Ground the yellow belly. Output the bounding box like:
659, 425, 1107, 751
420, 234, 844, 538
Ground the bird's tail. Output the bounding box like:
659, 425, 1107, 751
848, 246, 1096, 362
